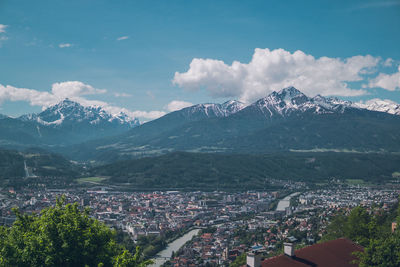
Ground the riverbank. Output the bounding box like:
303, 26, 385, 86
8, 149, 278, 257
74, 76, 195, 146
276, 192, 300, 211
150, 228, 201, 267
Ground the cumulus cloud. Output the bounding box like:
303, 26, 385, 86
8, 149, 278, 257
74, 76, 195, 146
0, 84, 57, 107
130, 110, 166, 120
0, 81, 106, 108
173, 48, 381, 103
0, 24, 7, 33
368, 66, 400, 91
166, 100, 193, 112
59, 43, 73, 48
0, 81, 165, 121
383, 58, 394, 67
51, 81, 106, 99
117, 36, 129, 41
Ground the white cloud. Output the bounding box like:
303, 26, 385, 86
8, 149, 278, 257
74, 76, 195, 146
165, 100, 193, 112
59, 43, 73, 48
130, 110, 166, 120
117, 36, 129, 41
51, 81, 106, 99
0, 84, 58, 107
368, 66, 400, 91
0, 81, 165, 121
0, 24, 7, 33
114, 92, 132, 98
383, 58, 394, 67
0, 81, 106, 108
173, 48, 381, 103
0, 24, 8, 47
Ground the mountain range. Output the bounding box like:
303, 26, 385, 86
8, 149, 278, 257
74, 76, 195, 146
59, 87, 400, 162
0, 99, 139, 148
1, 87, 400, 162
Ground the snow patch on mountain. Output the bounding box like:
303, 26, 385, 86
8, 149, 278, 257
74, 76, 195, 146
183, 100, 246, 118
19, 99, 140, 127
353, 99, 400, 116
250, 86, 400, 119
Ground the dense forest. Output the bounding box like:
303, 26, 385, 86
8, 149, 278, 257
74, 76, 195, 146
91, 151, 400, 190
0, 148, 81, 182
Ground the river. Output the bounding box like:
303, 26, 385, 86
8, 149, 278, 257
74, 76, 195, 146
150, 193, 299, 266
276, 192, 300, 211
150, 228, 201, 267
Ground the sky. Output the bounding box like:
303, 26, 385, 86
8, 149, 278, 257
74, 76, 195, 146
0, 0, 399, 121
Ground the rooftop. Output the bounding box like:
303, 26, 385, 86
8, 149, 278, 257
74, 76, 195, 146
261, 238, 362, 267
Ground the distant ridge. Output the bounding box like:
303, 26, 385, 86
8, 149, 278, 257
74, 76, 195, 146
62, 87, 400, 162
0, 99, 140, 148
19, 98, 139, 127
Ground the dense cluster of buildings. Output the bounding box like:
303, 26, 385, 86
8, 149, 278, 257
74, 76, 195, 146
167, 187, 399, 266
0, 185, 398, 266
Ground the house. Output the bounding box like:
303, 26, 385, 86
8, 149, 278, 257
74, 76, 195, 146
247, 238, 362, 267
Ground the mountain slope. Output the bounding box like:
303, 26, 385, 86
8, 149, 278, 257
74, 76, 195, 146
65, 87, 400, 162
0, 99, 139, 148
0, 148, 81, 182
354, 99, 400, 116
90, 152, 400, 190
19, 99, 139, 127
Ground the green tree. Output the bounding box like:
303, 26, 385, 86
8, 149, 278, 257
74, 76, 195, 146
0, 197, 152, 267
321, 213, 347, 242
230, 253, 246, 267
322, 206, 372, 246
345, 206, 371, 246
355, 231, 400, 267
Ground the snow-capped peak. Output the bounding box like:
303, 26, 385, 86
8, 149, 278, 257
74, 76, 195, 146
253, 86, 313, 116
250, 87, 400, 118
220, 100, 246, 115
181, 100, 246, 118
19, 99, 140, 127
353, 99, 400, 116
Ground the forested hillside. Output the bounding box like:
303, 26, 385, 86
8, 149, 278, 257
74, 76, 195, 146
91, 152, 400, 190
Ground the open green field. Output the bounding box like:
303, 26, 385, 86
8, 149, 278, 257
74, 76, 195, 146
41, 166, 57, 170
392, 172, 400, 178
346, 179, 366, 185
75, 176, 108, 184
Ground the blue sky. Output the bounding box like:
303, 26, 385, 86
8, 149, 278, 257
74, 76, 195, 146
0, 0, 399, 120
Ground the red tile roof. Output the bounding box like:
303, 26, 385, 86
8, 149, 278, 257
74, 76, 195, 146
261, 238, 363, 267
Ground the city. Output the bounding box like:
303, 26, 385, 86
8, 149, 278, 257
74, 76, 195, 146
1, 180, 398, 266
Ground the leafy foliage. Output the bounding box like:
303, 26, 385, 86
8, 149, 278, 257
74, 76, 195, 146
322, 206, 384, 247
0, 197, 152, 267
323, 202, 400, 266
229, 253, 246, 267
356, 231, 400, 267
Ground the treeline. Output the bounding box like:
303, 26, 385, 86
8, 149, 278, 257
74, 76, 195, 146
91, 152, 400, 190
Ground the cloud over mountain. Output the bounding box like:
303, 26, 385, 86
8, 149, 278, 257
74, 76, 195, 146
173, 48, 386, 103
166, 100, 193, 112
368, 66, 400, 91
0, 82, 165, 121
